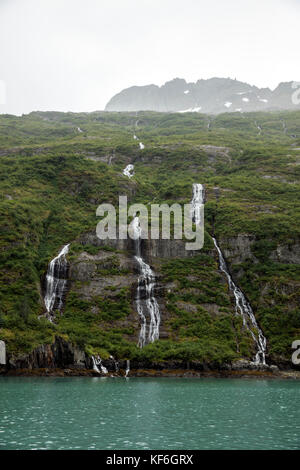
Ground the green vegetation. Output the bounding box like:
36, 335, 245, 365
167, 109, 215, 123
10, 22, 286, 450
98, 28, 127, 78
0, 109, 299, 365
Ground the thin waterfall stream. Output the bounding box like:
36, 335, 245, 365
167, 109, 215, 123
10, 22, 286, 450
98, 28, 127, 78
132, 216, 160, 347
122, 144, 159, 348
212, 237, 267, 364
125, 360, 130, 377
191, 183, 205, 224
190, 182, 266, 364
44, 244, 70, 320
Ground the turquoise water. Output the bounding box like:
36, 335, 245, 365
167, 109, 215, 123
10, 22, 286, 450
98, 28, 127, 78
0, 377, 299, 450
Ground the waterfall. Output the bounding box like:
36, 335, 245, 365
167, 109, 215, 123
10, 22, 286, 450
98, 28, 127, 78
44, 244, 70, 319
123, 164, 135, 178
255, 121, 262, 135
132, 119, 144, 149
0, 340, 6, 365
281, 120, 287, 134
92, 355, 108, 374
125, 360, 130, 377
133, 216, 160, 347
110, 355, 119, 372
212, 237, 267, 364
191, 183, 205, 225
92, 356, 100, 373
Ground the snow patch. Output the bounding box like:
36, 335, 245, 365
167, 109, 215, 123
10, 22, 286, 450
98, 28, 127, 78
184, 90, 190, 94
224, 102, 232, 108
259, 98, 268, 103
242, 97, 250, 102
178, 106, 202, 113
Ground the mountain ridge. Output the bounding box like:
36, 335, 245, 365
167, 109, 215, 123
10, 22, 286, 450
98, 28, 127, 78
105, 77, 300, 114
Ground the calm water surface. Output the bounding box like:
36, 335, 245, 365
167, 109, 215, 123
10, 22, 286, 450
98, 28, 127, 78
0, 377, 299, 450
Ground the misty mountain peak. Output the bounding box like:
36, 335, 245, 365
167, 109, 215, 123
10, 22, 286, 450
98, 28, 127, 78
105, 78, 300, 114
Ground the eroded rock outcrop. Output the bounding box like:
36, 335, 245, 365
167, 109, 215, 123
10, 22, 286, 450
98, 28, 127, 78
270, 243, 300, 264
218, 234, 257, 265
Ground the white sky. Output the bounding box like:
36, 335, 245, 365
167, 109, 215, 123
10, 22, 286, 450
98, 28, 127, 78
0, 0, 299, 115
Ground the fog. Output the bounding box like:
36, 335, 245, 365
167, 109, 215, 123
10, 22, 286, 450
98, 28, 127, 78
0, 0, 299, 115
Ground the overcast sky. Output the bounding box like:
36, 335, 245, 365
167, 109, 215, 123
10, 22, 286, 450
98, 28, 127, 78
0, 0, 299, 115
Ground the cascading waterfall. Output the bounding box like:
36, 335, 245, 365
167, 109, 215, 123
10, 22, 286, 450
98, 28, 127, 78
133, 216, 160, 347
131, 133, 145, 149
92, 355, 108, 374
125, 360, 130, 377
212, 237, 267, 364
92, 356, 100, 373
44, 244, 70, 319
132, 119, 145, 149
191, 183, 205, 225
123, 164, 135, 178
254, 121, 262, 135
110, 355, 119, 373
281, 120, 287, 135
190, 183, 266, 364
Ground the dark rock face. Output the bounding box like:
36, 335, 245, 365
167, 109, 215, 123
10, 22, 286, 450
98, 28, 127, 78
219, 235, 300, 269
78, 231, 199, 261
219, 234, 257, 264
7, 336, 91, 370
105, 78, 300, 114
270, 243, 300, 265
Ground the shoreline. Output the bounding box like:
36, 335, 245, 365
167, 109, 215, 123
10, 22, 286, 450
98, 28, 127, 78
1, 367, 300, 380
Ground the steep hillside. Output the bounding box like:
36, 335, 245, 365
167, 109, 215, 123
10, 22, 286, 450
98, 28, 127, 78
0, 109, 300, 372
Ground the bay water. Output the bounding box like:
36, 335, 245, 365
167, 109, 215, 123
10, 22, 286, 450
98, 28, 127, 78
0, 377, 299, 450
